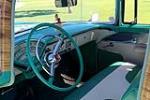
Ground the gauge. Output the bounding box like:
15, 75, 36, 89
14, 40, 44, 69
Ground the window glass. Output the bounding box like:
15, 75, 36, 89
15, 0, 81, 23
124, 0, 149, 24
15, 0, 116, 32
124, 0, 135, 22
81, 0, 115, 22
138, 0, 150, 24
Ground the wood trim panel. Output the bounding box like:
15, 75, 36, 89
141, 55, 150, 100
0, 0, 12, 71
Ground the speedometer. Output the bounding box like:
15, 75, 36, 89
14, 40, 44, 69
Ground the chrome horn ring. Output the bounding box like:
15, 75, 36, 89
36, 34, 63, 76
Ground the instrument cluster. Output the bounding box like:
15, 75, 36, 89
14, 30, 96, 69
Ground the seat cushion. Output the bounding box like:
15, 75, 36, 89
65, 62, 140, 100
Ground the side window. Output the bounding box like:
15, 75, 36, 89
138, 0, 150, 24
124, 0, 135, 23
123, 0, 150, 24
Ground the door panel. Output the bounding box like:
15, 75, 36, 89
98, 41, 146, 66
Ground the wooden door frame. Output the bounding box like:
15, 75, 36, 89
0, 0, 14, 87
138, 30, 150, 100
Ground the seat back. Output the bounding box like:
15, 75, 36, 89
121, 71, 141, 100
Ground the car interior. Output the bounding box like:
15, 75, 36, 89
1, 23, 148, 100
0, 0, 150, 100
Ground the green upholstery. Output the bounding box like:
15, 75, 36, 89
121, 71, 142, 100
125, 66, 141, 83
65, 62, 138, 100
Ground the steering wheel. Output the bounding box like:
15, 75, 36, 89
26, 23, 84, 91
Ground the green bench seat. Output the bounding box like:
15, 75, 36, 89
65, 62, 141, 100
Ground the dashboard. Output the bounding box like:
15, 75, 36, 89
14, 22, 100, 72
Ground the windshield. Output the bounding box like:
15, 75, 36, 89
15, 0, 115, 32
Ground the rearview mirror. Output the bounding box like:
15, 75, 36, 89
55, 0, 77, 8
